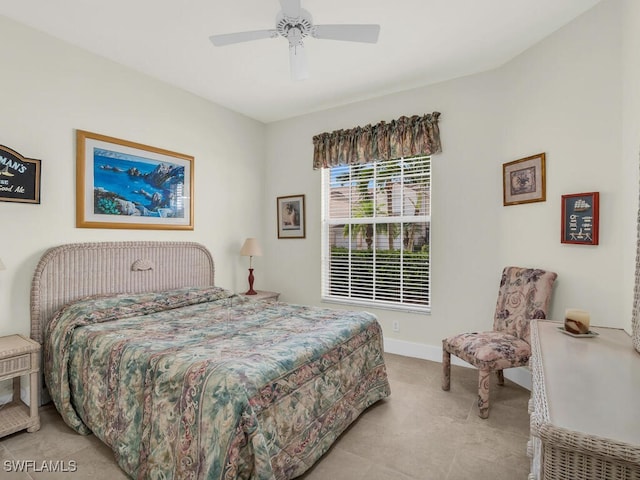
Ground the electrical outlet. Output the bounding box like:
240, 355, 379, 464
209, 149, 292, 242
392, 321, 400, 332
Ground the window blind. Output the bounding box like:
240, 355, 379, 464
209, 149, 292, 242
321, 156, 431, 312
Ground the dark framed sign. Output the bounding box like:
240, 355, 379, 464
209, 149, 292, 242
561, 192, 599, 245
0, 145, 41, 204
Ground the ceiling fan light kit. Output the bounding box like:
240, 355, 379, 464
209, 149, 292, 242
209, 0, 380, 81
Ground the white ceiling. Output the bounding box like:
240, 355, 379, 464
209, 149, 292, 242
0, 0, 602, 123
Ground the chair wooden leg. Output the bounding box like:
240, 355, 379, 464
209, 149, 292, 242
477, 369, 490, 419
442, 349, 451, 391
496, 370, 504, 386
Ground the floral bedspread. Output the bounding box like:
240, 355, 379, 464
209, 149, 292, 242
44, 286, 390, 480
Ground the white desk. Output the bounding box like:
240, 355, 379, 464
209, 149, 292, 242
529, 320, 640, 480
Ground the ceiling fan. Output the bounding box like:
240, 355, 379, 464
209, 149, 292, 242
209, 0, 380, 81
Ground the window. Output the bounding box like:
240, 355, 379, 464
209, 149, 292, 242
321, 156, 431, 312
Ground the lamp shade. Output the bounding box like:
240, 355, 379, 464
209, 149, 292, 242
0, 258, 5, 271
240, 238, 263, 257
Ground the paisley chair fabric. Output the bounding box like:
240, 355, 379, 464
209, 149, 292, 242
442, 266, 557, 418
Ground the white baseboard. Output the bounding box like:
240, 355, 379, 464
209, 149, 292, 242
383, 337, 532, 391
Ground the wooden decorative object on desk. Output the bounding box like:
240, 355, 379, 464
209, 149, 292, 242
0, 334, 41, 438
563, 308, 590, 334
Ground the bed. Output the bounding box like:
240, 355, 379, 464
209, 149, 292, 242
31, 241, 390, 480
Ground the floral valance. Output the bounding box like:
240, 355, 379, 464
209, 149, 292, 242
312, 112, 441, 169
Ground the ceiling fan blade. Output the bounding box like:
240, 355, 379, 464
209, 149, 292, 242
209, 30, 277, 46
289, 43, 308, 81
313, 24, 380, 43
279, 0, 301, 18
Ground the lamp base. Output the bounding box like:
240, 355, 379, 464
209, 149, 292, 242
245, 268, 257, 295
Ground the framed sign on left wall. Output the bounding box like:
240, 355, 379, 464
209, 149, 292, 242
0, 144, 41, 204
76, 130, 194, 230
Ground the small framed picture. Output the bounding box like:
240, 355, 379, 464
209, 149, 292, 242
503, 153, 546, 206
277, 194, 305, 239
561, 192, 599, 245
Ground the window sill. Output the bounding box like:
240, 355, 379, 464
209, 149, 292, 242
321, 296, 431, 315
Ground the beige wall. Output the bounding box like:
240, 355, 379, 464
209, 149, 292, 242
264, 69, 505, 358
0, 16, 267, 338
499, 0, 624, 330
621, 0, 640, 334
0, 0, 638, 364
264, 0, 637, 360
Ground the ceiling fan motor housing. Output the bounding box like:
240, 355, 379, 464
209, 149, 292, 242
276, 9, 313, 45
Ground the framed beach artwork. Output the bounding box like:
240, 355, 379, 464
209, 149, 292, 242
76, 130, 194, 230
561, 192, 599, 245
277, 194, 305, 239
502, 153, 546, 206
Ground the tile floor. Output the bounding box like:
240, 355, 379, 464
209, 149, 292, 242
0, 354, 532, 479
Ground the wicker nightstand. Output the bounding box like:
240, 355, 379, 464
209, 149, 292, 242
0, 334, 40, 437
240, 290, 280, 302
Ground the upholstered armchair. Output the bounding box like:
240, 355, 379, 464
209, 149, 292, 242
441, 266, 557, 418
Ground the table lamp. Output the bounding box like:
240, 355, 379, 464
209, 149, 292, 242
240, 238, 262, 295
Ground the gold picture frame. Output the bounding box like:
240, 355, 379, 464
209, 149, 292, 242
503, 153, 546, 206
76, 130, 194, 230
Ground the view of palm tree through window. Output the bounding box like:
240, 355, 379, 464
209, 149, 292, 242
321, 156, 431, 311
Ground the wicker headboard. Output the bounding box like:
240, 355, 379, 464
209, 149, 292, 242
30, 241, 215, 344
